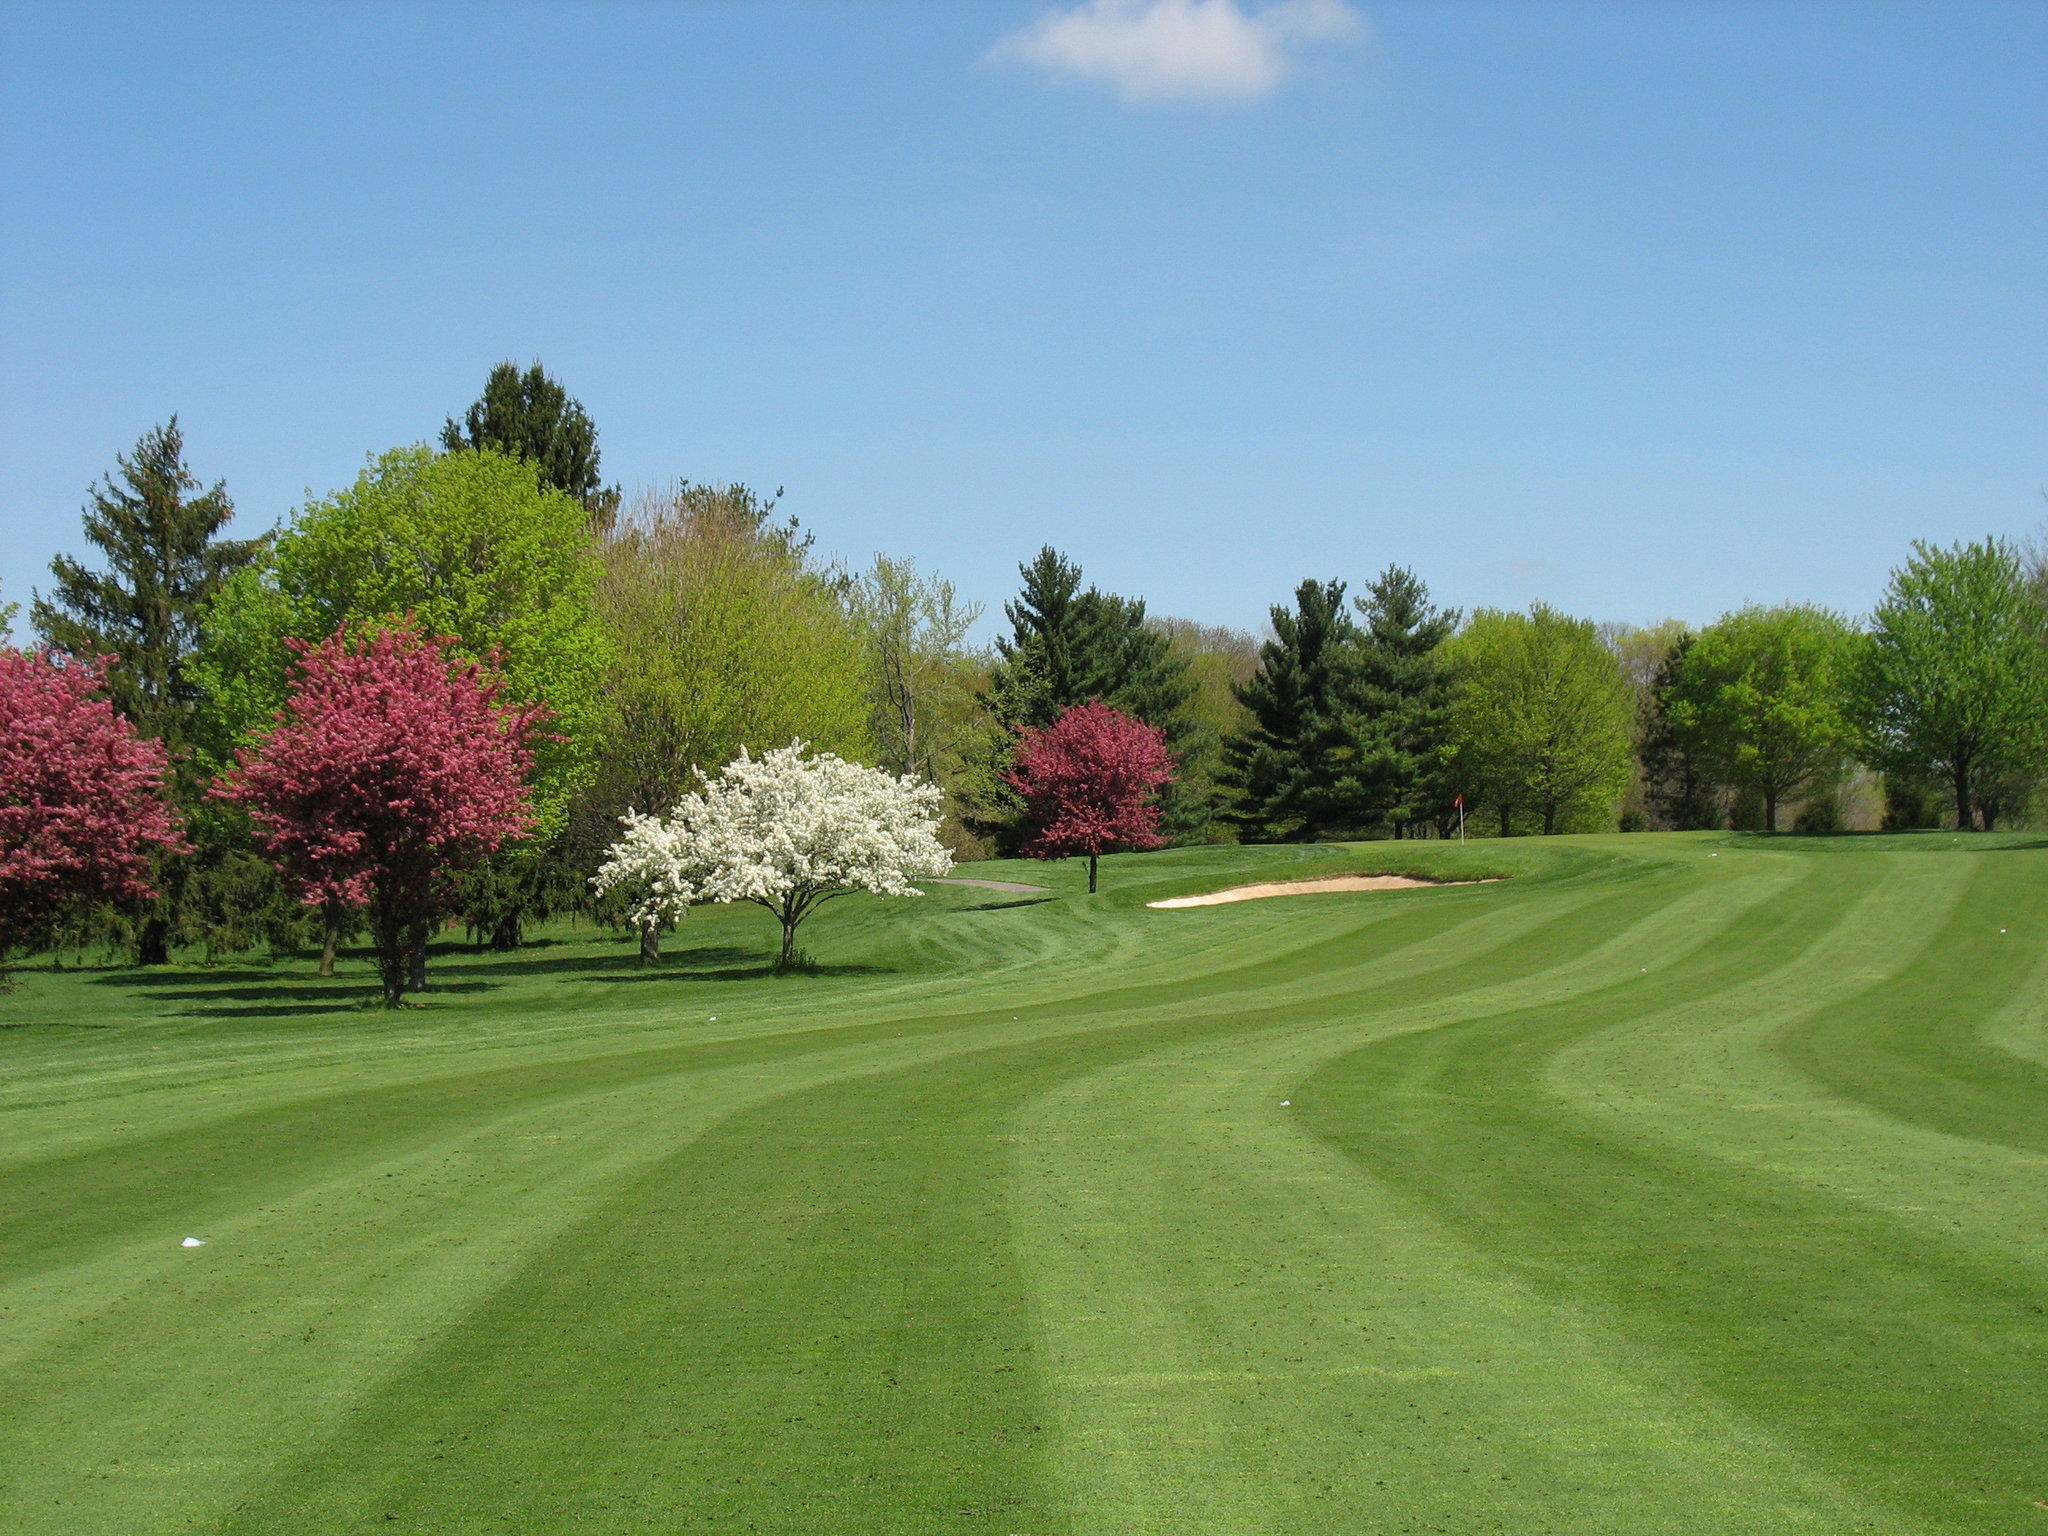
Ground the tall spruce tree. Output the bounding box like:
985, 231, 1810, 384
442, 361, 622, 526
32, 419, 267, 964
1350, 566, 1457, 836
1220, 579, 1364, 843
980, 548, 1204, 840
987, 548, 1109, 723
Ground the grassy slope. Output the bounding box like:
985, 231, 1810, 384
1, 832, 2044, 1535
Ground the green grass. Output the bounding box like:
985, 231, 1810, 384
3, 832, 2046, 1534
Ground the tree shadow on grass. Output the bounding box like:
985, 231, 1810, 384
421, 945, 757, 980
589, 955, 896, 984
950, 896, 1053, 913
185, 1001, 379, 1019
89, 965, 282, 988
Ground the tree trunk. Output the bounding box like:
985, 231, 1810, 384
1542, 804, 1557, 836
638, 920, 660, 965
489, 908, 523, 951
1952, 752, 1974, 831
1764, 791, 1778, 833
1499, 805, 1513, 838
136, 913, 171, 967
318, 906, 341, 978
406, 921, 430, 994
779, 912, 798, 969
1088, 853, 1099, 894
374, 898, 406, 1008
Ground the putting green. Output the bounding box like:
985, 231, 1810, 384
2, 832, 2044, 1534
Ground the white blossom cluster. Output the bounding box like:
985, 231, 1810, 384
592, 742, 953, 939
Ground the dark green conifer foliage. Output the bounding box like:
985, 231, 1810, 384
34, 419, 263, 752
987, 548, 1110, 724
442, 361, 622, 525
1220, 579, 1363, 843
982, 548, 1206, 839
32, 419, 268, 965
1350, 565, 1457, 836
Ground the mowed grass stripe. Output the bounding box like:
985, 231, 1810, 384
146, 861, 1672, 1533
1008, 848, 1890, 1536
2, 835, 2042, 1534
1772, 852, 2048, 1155
1302, 847, 2048, 1533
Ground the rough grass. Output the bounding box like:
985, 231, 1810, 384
2, 832, 2044, 1534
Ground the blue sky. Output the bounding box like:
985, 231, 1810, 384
3, 1, 2043, 638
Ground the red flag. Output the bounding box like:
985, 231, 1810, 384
1453, 794, 1464, 808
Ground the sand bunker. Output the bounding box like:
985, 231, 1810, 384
1149, 874, 1496, 908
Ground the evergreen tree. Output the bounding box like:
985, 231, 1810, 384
442, 361, 622, 526
1219, 579, 1363, 843
1349, 565, 1457, 836
1082, 593, 1207, 839
986, 547, 1112, 724
982, 549, 1203, 839
32, 419, 266, 964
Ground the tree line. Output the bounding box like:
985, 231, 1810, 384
6, 358, 2047, 978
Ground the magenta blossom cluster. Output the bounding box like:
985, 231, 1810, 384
1006, 698, 1175, 863
0, 649, 186, 954
217, 623, 546, 911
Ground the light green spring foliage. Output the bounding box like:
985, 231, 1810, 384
1152, 616, 1259, 813
1854, 537, 2048, 829
193, 446, 607, 837
1443, 604, 1635, 834
589, 484, 871, 826
845, 553, 983, 785
1666, 604, 1858, 831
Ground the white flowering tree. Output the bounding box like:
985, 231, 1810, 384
590, 808, 699, 963
593, 742, 953, 968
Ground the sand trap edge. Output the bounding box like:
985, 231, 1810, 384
1148, 874, 1500, 909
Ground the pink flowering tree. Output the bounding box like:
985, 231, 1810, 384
217, 623, 545, 1006
0, 650, 186, 977
1005, 699, 1175, 894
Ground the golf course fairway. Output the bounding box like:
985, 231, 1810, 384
3, 831, 2044, 1535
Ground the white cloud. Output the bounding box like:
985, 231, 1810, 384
991, 0, 1367, 104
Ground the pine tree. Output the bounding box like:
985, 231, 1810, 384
32, 419, 266, 964
1220, 579, 1363, 843
987, 548, 1113, 724
983, 549, 1204, 838
1350, 566, 1457, 836
442, 361, 622, 526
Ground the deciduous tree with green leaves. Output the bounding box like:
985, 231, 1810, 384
1853, 539, 2048, 831
1443, 605, 1634, 836
1665, 604, 1857, 832
195, 445, 608, 946
848, 554, 982, 785
577, 483, 872, 859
